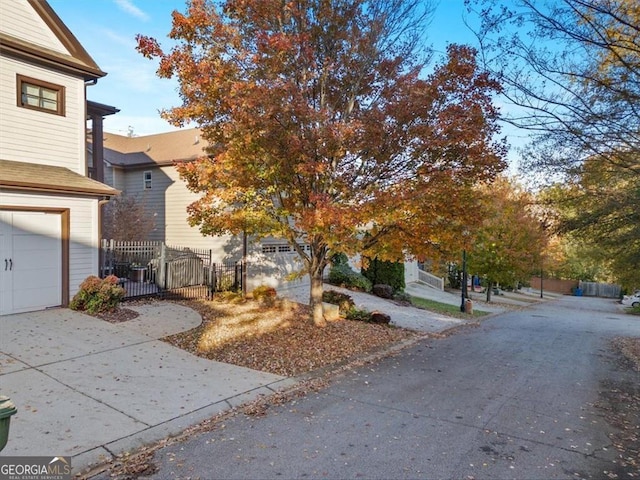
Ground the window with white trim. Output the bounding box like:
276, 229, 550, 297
143, 171, 152, 189
17, 74, 65, 116
262, 243, 310, 255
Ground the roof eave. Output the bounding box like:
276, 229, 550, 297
0, 181, 119, 198
0, 34, 106, 80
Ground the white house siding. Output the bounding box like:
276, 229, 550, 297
0, 190, 100, 299
161, 166, 239, 257
0, 0, 68, 54
404, 260, 419, 283
0, 56, 85, 174
246, 246, 311, 293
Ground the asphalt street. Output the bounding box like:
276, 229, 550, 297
104, 295, 639, 480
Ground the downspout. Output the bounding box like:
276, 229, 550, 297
98, 197, 111, 277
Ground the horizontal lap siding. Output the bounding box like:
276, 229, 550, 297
0, 191, 99, 298
0, 1, 68, 53
121, 166, 236, 260
0, 57, 85, 174
122, 167, 167, 242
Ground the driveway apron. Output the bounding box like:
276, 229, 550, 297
0, 305, 292, 472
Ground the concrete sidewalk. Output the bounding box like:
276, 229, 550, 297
0, 304, 295, 473
280, 282, 511, 333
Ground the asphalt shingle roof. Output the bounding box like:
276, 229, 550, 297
101, 128, 207, 168
0, 159, 118, 197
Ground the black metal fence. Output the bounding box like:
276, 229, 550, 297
100, 240, 243, 300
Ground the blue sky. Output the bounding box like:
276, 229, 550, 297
49, 0, 524, 167
49, 0, 479, 133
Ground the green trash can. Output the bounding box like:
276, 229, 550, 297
0, 395, 17, 452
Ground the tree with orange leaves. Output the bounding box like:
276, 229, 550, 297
467, 177, 546, 302
137, 0, 507, 326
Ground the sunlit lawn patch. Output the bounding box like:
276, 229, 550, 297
410, 296, 490, 318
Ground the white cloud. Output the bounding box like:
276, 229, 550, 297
113, 0, 149, 22
97, 27, 137, 49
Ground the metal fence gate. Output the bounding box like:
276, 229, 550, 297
100, 240, 243, 300
578, 281, 621, 298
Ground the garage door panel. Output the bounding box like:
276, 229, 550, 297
13, 289, 60, 311
13, 233, 58, 250
13, 237, 61, 268
0, 211, 62, 315
13, 266, 60, 288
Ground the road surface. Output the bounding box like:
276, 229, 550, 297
103, 295, 639, 479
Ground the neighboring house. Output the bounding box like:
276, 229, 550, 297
0, 0, 118, 315
96, 129, 431, 292
96, 129, 309, 291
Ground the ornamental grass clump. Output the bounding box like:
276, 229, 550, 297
70, 275, 125, 315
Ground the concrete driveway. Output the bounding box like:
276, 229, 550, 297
0, 304, 294, 472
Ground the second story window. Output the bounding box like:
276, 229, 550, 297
143, 171, 152, 189
17, 74, 65, 116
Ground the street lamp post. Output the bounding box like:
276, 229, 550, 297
460, 249, 467, 312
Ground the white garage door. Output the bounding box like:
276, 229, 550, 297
0, 211, 62, 315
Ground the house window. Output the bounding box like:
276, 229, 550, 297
143, 171, 152, 189
262, 245, 277, 254
261, 243, 311, 255
17, 75, 65, 116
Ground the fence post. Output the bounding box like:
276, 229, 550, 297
163, 261, 169, 298
159, 243, 166, 292
212, 264, 217, 296
108, 239, 115, 277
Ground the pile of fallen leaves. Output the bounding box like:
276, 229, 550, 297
164, 297, 419, 377
596, 337, 640, 477
611, 336, 640, 372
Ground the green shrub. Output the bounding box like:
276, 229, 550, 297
362, 257, 405, 293
322, 290, 355, 313
330, 252, 349, 266
70, 275, 125, 315
328, 264, 372, 292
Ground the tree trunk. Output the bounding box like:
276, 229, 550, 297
310, 268, 327, 327
486, 280, 493, 303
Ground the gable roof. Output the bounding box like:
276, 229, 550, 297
0, 0, 105, 80
0, 159, 118, 197
101, 128, 207, 168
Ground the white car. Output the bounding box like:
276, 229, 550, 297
621, 291, 640, 307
